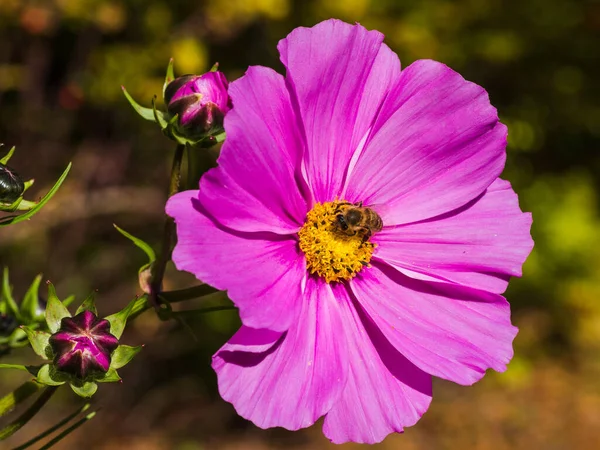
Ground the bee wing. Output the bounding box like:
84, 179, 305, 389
364, 202, 389, 228
365, 202, 388, 215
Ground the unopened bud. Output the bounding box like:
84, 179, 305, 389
0, 313, 17, 337
49, 310, 119, 379
0, 163, 25, 203
165, 71, 231, 135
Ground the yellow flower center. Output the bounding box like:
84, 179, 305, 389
298, 201, 376, 283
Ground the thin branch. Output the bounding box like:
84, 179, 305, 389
12, 403, 91, 450
37, 410, 97, 450
0, 386, 58, 440
0, 381, 43, 418
149, 144, 185, 308
159, 284, 220, 303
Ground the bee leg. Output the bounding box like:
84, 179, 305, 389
354, 201, 363, 207
361, 228, 372, 242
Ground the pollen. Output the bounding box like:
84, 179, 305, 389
298, 201, 375, 283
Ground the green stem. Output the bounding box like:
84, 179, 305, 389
37, 410, 97, 450
12, 403, 90, 450
0, 381, 43, 418
172, 305, 237, 317
186, 139, 221, 190
0, 364, 30, 372
127, 284, 223, 322
124, 295, 154, 323
0, 386, 58, 440
149, 144, 185, 308
159, 284, 220, 303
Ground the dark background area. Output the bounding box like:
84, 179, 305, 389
1, 0, 599, 448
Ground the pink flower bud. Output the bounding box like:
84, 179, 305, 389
49, 310, 119, 379
165, 71, 231, 133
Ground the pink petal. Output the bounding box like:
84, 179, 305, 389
223, 328, 283, 354
166, 191, 305, 332
346, 59, 506, 225
199, 66, 308, 234
323, 284, 432, 444
278, 19, 400, 202
212, 277, 348, 430
351, 264, 518, 385
374, 178, 534, 294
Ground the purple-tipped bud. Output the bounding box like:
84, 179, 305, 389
0, 163, 25, 203
49, 310, 119, 379
164, 71, 231, 133
0, 313, 17, 337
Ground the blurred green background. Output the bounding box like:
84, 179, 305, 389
1, 0, 599, 448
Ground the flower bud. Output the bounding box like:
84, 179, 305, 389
164, 71, 231, 134
0, 313, 17, 337
49, 310, 119, 379
0, 163, 25, 203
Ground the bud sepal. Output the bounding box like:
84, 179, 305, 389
113, 224, 156, 294
122, 60, 230, 147
1, 268, 50, 355
0, 145, 72, 225
20, 284, 142, 398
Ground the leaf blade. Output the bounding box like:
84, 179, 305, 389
20, 274, 43, 322
0, 163, 72, 227
121, 86, 156, 122
45, 283, 71, 333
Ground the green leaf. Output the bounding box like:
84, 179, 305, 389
113, 224, 156, 265
0, 364, 40, 378
96, 367, 121, 383
213, 131, 226, 143
69, 381, 97, 398
163, 58, 175, 98
169, 126, 205, 147
13, 198, 33, 210
121, 86, 156, 122
0, 162, 72, 227
0, 363, 40, 376
21, 327, 51, 359
22, 178, 35, 193
45, 283, 71, 333
0, 195, 23, 212
116, 294, 150, 323
0, 363, 30, 372
104, 297, 137, 339
36, 364, 67, 386
75, 292, 97, 316
20, 274, 43, 322
110, 345, 142, 370
7, 325, 28, 345
0, 145, 16, 165
63, 294, 76, 308
1, 267, 20, 319
152, 96, 169, 130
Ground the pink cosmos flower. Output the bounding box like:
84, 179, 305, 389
166, 19, 533, 444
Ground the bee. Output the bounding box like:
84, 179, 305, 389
334, 201, 383, 241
